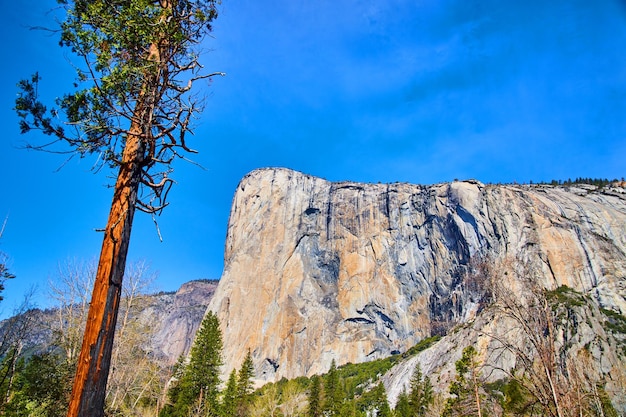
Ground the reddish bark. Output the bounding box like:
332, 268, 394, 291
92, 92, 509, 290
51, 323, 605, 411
66, 4, 177, 415
66, 129, 145, 417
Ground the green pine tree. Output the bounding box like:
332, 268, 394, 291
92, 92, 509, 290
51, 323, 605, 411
338, 399, 359, 417
308, 375, 323, 417
323, 359, 343, 416
236, 349, 255, 417
372, 383, 392, 417
161, 311, 223, 417
221, 370, 238, 417
15, 1, 222, 413
408, 363, 433, 417
394, 389, 411, 417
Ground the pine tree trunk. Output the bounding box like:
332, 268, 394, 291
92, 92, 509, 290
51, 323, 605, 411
66, 128, 145, 417
66, 3, 170, 413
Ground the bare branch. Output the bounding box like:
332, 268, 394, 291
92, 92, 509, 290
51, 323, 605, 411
141, 176, 174, 190
0, 215, 8, 239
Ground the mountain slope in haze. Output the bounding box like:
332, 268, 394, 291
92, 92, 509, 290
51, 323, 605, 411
0, 280, 217, 365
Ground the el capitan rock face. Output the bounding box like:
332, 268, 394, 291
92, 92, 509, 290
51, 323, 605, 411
207, 168, 626, 385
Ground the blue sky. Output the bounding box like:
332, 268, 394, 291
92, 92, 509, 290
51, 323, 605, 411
1, 0, 625, 315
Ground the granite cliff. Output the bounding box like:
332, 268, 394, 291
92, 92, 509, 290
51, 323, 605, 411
207, 168, 626, 404
146, 280, 218, 363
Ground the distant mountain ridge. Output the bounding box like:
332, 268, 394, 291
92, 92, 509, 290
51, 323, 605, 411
0, 279, 218, 365
143, 279, 218, 364
206, 168, 626, 410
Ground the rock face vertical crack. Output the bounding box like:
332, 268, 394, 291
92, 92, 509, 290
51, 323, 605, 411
206, 168, 626, 383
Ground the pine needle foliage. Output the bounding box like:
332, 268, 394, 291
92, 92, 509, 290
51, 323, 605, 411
160, 311, 223, 417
